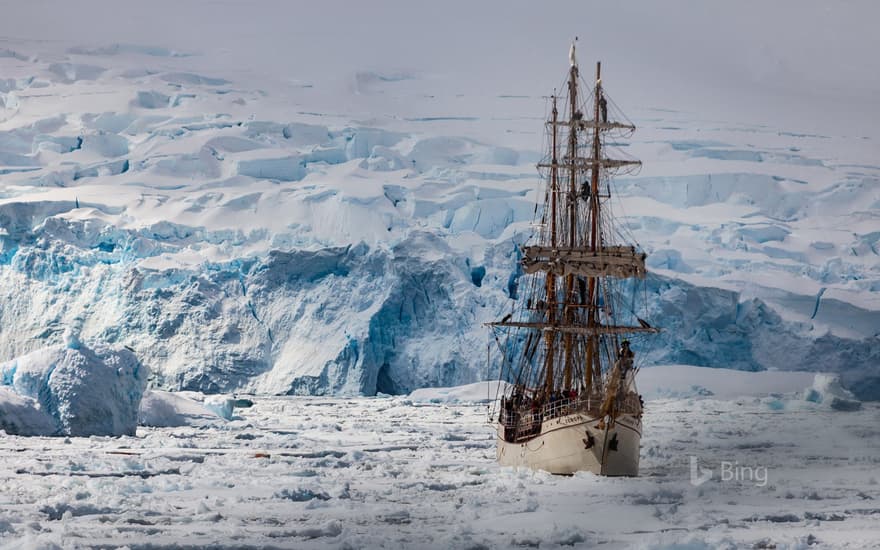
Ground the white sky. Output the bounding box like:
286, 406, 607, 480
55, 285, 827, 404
2, 0, 879, 134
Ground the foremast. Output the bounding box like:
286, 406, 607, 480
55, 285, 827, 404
490, 45, 657, 399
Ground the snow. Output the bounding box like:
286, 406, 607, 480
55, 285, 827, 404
0, 342, 148, 436
0, 368, 877, 548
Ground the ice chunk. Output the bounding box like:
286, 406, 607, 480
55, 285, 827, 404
133, 91, 171, 109
63, 327, 81, 350
0, 343, 149, 436
408, 381, 510, 404
361, 145, 406, 171
138, 390, 230, 427
81, 112, 137, 133
282, 122, 331, 147
407, 136, 476, 169
237, 156, 306, 181
203, 136, 264, 153
0, 388, 57, 436
160, 72, 229, 86
47, 63, 106, 83
343, 127, 405, 160
80, 132, 129, 158
647, 248, 693, 273
804, 373, 862, 411
735, 224, 790, 244
203, 394, 235, 420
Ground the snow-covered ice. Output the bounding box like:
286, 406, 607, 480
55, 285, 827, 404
408, 380, 511, 404
138, 390, 233, 428
0, 346, 233, 434
0, 342, 148, 436
0, 368, 877, 548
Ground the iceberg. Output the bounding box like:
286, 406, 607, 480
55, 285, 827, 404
0, 342, 149, 436
804, 373, 862, 411
138, 390, 232, 427
0, 388, 57, 436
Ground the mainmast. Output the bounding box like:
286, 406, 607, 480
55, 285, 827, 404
562, 55, 579, 392
585, 61, 602, 392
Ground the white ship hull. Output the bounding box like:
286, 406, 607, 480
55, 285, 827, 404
496, 412, 641, 476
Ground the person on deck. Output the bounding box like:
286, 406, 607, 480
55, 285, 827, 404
597, 340, 636, 425
618, 340, 634, 370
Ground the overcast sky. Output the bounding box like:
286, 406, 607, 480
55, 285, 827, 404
3, 1, 878, 133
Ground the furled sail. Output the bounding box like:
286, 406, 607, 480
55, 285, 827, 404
520, 245, 648, 279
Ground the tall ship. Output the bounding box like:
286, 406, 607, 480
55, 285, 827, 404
488, 42, 658, 476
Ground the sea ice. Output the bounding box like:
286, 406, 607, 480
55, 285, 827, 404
1, 369, 877, 548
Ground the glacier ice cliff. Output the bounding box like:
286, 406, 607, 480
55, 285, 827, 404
0, 203, 876, 398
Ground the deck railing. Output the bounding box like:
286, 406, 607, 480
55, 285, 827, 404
498, 391, 641, 443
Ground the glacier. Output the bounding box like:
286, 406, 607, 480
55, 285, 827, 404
0, 20, 878, 400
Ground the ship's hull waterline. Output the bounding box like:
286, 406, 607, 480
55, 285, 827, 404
496, 413, 641, 476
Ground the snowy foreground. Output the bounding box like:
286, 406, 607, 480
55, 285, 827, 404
1, 368, 878, 549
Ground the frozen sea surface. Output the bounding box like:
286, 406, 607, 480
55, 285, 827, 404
1, 394, 877, 549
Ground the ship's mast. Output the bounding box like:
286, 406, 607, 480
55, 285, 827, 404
543, 96, 559, 396
562, 60, 578, 391
585, 61, 602, 392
